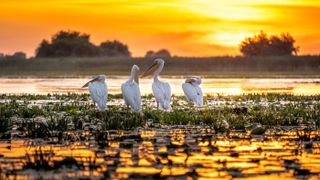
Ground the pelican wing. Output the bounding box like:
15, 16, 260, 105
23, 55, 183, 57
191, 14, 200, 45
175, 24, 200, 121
194, 86, 203, 106
121, 82, 141, 112
152, 81, 171, 110
88, 82, 108, 111
182, 83, 203, 107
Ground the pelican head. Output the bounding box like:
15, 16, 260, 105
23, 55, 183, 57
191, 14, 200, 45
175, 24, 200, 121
185, 77, 202, 85
82, 75, 106, 88
131, 65, 140, 84
141, 58, 165, 78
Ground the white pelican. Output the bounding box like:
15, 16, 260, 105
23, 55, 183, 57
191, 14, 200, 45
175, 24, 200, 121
182, 77, 203, 107
82, 75, 108, 111
121, 65, 141, 112
142, 58, 171, 110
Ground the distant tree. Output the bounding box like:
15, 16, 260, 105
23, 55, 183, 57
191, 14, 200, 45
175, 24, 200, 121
36, 40, 53, 57
145, 50, 155, 57
35, 30, 132, 58
99, 40, 131, 57
269, 33, 299, 56
12, 52, 26, 59
156, 49, 171, 58
36, 30, 98, 57
239, 31, 299, 56
2, 51, 27, 60
144, 49, 171, 58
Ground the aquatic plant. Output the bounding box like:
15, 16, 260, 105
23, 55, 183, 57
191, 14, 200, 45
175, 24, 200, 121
0, 93, 319, 136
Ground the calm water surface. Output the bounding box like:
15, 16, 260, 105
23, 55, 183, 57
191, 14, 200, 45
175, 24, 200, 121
0, 128, 319, 179
0, 77, 320, 95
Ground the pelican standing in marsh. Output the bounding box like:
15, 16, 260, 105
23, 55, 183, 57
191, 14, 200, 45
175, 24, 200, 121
182, 77, 203, 107
142, 58, 171, 110
82, 75, 108, 111
121, 65, 141, 112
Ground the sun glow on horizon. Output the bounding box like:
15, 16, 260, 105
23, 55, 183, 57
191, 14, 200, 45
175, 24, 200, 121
0, 0, 319, 57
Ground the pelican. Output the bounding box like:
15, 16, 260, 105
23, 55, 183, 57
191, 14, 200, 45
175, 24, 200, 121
142, 58, 171, 110
182, 77, 203, 107
121, 65, 141, 112
82, 75, 108, 111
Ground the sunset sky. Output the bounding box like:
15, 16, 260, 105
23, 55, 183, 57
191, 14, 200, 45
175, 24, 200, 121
0, 0, 320, 57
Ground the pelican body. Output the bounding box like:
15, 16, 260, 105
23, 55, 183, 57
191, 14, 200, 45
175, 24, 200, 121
142, 58, 171, 110
121, 65, 141, 112
82, 75, 108, 111
182, 77, 203, 107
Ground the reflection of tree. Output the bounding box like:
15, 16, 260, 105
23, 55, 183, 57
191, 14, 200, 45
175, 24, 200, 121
240, 31, 299, 56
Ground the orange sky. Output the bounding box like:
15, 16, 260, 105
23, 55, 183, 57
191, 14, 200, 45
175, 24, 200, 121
0, 0, 320, 57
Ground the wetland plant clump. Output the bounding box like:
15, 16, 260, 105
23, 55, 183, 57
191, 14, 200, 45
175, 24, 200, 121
0, 93, 319, 138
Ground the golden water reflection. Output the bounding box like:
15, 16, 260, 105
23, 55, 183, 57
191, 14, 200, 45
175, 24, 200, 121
0, 77, 319, 95
0, 128, 319, 179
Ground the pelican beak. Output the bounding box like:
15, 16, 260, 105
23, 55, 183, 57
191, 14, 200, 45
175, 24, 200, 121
134, 69, 140, 84
141, 62, 159, 78
82, 76, 99, 88
185, 78, 196, 84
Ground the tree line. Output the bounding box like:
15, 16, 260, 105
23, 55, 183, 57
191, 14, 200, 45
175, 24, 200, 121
35, 30, 300, 58
35, 31, 131, 58
1, 30, 300, 59
0, 52, 26, 60
34, 30, 174, 58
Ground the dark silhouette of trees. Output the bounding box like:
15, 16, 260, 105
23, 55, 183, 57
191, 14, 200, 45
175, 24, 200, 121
0, 51, 27, 60
144, 49, 171, 58
239, 31, 299, 56
36, 30, 97, 57
35, 30, 131, 58
12, 52, 27, 59
145, 50, 155, 57
99, 40, 131, 57
36, 40, 53, 57
0, 53, 4, 60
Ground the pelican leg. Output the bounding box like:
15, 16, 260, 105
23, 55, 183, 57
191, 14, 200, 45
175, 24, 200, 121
156, 102, 159, 110
189, 102, 196, 112
139, 112, 144, 118
91, 102, 96, 109
101, 111, 107, 121
186, 100, 192, 109
126, 105, 130, 113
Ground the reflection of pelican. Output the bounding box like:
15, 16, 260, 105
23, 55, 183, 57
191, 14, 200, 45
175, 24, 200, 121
182, 77, 203, 107
142, 58, 171, 110
82, 75, 108, 111
121, 65, 141, 112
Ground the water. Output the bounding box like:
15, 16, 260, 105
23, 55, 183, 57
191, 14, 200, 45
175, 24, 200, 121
0, 79, 319, 179
0, 77, 320, 95
0, 128, 319, 179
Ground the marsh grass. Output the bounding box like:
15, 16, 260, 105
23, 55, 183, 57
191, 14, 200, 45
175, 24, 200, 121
0, 93, 319, 138
24, 147, 55, 170
1, 56, 320, 77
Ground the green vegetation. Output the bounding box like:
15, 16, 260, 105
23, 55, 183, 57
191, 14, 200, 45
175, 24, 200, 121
1, 56, 320, 77
0, 94, 319, 138
0, 93, 319, 179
